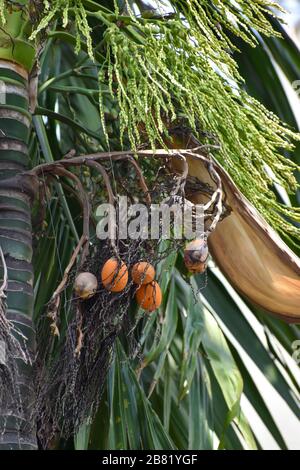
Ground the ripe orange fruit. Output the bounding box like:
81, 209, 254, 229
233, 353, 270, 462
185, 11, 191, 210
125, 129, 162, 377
184, 239, 208, 273
131, 262, 155, 285
101, 258, 128, 292
74, 272, 98, 299
136, 281, 162, 312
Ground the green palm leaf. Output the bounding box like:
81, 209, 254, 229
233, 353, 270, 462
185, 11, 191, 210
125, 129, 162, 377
0, 0, 299, 451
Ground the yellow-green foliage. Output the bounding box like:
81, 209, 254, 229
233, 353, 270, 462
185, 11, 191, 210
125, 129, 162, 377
0, 0, 5, 24
1, 0, 300, 240
29, 0, 94, 59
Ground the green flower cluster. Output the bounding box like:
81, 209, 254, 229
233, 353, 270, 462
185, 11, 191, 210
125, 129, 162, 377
1, 0, 299, 241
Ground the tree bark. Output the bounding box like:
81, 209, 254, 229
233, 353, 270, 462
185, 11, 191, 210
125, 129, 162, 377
0, 59, 37, 449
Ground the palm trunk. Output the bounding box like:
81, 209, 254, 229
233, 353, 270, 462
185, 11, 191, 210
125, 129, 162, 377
0, 58, 37, 450
0, 2, 37, 450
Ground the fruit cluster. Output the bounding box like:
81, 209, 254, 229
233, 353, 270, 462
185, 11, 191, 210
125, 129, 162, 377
74, 259, 162, 313
74, 239, 208, 313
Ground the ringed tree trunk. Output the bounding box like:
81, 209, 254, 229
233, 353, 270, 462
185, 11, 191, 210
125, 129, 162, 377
0, 2, 38, 449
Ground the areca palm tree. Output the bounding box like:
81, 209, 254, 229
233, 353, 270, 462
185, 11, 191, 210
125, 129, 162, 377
0, 0, 299, 450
